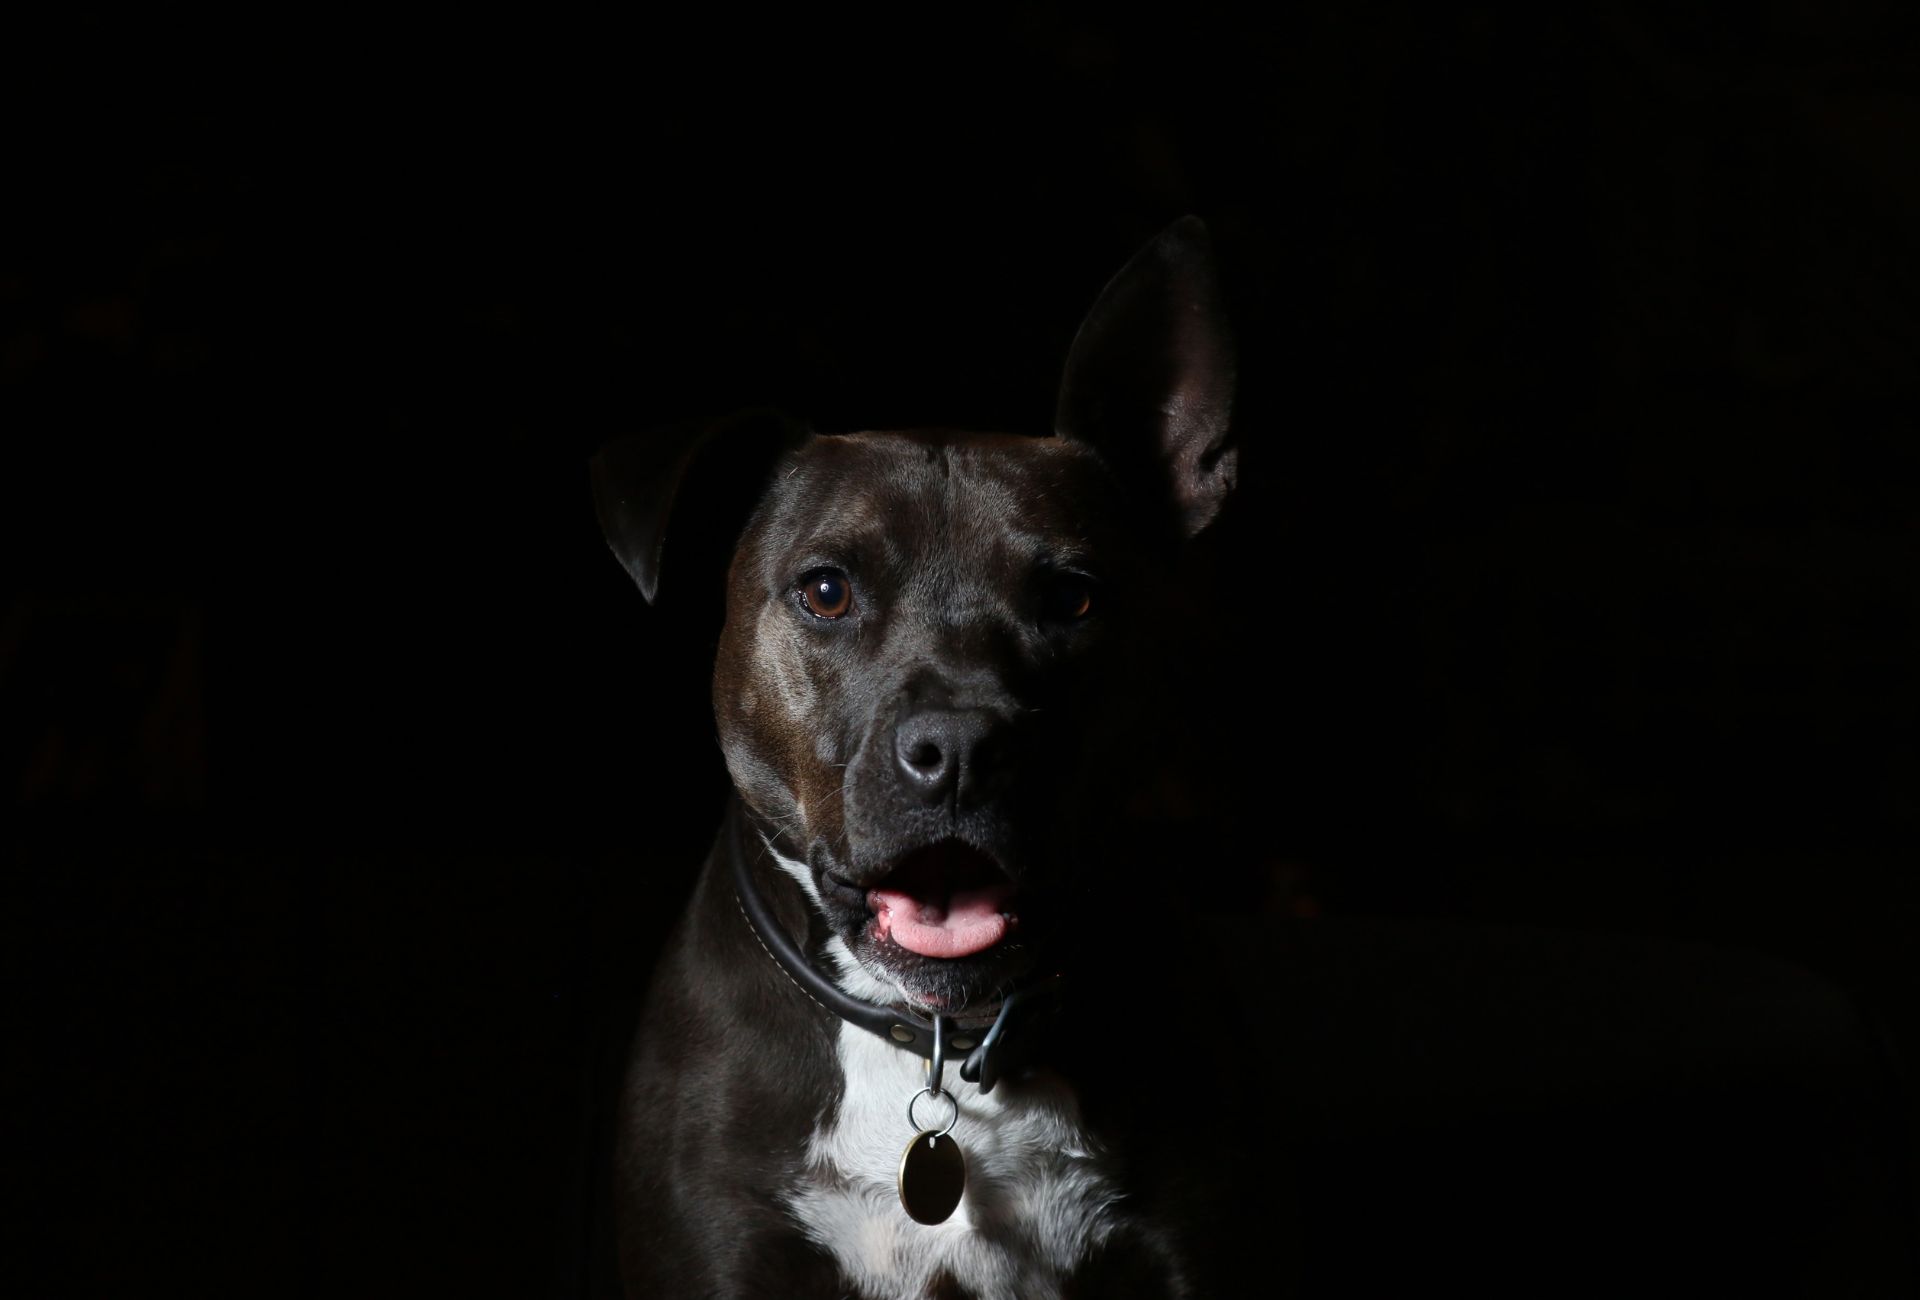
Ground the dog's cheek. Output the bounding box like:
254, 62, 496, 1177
713, 608, 853, 845
712, 612, 802, 824
754, 607, 822, 721
713, 690, 796, 821
718, 736, 796, 822
770, 628, 857, 849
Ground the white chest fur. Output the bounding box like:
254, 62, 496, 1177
786, 1020, 1124, 1300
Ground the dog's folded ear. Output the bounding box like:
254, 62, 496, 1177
591, 408, 805, 604
1055, 216, 1238, 538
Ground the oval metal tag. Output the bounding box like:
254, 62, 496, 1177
897, 1130, 967, 1225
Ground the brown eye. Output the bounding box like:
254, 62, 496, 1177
799, 570, 853, 619
1043, 574, 1095, 622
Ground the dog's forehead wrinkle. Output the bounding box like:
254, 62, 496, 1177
777, 434, 1097, 598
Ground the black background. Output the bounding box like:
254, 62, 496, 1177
6, 5, 1917, 1295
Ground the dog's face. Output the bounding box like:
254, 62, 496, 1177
713, 431, 1140, 1011
593, 217, 1238, 1015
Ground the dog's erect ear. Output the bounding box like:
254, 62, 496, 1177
591, 408, 803, 604
1054, 216, 1238, 537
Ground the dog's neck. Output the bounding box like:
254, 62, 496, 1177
725, 798, 1062, 1094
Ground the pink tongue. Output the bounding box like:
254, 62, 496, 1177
870, 884, 1013, 959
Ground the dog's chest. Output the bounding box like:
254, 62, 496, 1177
786, 1024, 1123, 1300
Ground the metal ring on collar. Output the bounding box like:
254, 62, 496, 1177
906, 1086, 960, 1138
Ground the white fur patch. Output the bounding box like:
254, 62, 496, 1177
765, 837, 823, 908
768, 925, 1121, 1297
788, 1025, 1122, 1299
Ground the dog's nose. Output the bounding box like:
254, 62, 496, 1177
893, 709, 1006, 808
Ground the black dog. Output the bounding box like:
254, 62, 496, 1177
593, 218, 1267, 1298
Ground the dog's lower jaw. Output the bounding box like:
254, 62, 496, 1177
774, 848, 1006, 1019
760, 827, 1038, 1014
819, 933, 904, 1006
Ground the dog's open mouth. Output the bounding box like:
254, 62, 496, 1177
867, 839, 1017, 960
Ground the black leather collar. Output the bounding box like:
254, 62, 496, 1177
727, 802, 1060, 1094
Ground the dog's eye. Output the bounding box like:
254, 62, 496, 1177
1041, 573, 1095, 622
798, 570, 854, 619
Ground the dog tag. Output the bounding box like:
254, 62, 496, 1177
897, 1130, 966, 1225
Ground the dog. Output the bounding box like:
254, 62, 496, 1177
592, 218, 1274, 1298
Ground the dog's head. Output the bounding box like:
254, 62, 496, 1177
594, 218, 1236, 1014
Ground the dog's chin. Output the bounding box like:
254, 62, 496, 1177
848, 927, 1032, 1016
